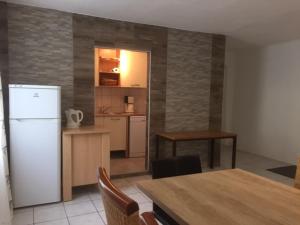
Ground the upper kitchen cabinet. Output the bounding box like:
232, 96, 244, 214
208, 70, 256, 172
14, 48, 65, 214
94, 48, 148, 88
119, 50, 148, 88
95, 48, 120, 87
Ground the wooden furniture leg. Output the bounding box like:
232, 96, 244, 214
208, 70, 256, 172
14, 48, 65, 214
232, 137, 237, 168
63, 134, 72, 201
172, 141, 177, 157
210, 139, 215, 169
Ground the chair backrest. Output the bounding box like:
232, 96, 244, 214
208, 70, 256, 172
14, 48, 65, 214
98, 167, 140, 225
151, 155, 201, 225
152, 155, 202, 179
140, 212, 159, 225
295, 159, 300, 189
152, 158, 177, 179
176, 155, 202, 176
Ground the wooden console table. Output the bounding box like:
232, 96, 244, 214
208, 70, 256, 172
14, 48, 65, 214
62, 126, 110, 201
156, 130, 237, 168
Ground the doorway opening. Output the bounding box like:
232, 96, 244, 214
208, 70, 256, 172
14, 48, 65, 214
94, 47, 151, 176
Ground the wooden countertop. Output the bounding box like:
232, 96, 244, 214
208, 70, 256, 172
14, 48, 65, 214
63, 125, 110, 135
95, 113, 146, 117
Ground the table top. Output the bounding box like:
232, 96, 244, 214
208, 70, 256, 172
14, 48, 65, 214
137, 169, 300, 225
157, 130, 236, 141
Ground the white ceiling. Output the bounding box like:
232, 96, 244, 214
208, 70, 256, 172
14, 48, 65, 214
5, 0, 300, 47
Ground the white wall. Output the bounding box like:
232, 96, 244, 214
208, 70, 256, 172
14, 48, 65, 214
224, 39, 300, 164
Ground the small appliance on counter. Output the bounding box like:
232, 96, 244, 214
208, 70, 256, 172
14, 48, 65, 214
65, 108, 83, 128
124, 96, 134, 113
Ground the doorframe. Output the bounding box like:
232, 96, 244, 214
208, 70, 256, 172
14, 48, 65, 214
94, 45, 152, 174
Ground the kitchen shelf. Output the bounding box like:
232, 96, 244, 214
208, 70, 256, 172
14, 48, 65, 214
99, 57, 120, 62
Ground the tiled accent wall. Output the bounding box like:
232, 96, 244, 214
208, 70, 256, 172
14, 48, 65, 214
7, 4, 74, 121
4, 3, 225, 165
95, 87, 147, 114
166, 29, 212, 131
73, 14, 168, 158
164, 29, 225, 165
209, 35, 226, 130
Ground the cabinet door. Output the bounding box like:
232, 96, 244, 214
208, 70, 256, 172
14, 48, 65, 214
95, 117, 104, 126
103, 117, 127, 151
120, 50, 148, 88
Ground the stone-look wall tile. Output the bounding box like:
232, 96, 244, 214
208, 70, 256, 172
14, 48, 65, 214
5, 3, 225, 165
164, 29, 213, 159
210, 35, 226, 130
73, 14, 168, 157
7, 4, 74, 122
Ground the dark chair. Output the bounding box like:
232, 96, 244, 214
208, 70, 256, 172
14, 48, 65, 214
176, 155, 202, 176
151, 155, 202, 225
152, 158, 177, 179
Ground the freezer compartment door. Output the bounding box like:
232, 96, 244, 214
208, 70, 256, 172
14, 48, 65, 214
10, 119, 61, 207
9, 86, 61, 119
129, 116, 146, 157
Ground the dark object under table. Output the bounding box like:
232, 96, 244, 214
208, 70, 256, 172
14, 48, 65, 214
155, 130, 237, 169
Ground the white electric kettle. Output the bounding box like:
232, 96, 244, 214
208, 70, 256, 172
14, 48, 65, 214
65, 109, 83, 128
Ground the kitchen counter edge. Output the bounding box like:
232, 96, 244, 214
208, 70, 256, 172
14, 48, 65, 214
62, 125, 110, 135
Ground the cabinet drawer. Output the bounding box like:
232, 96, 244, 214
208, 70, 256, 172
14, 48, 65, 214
103, 117, 127, 151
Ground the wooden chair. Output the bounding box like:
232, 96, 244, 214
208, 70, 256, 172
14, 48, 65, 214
140, 212, 160, 225
98, 167, 158, 225
295, 158, 300, 189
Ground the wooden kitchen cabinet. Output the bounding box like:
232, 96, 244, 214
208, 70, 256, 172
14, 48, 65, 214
120, 50, 148, 88
95, 116, 104, 126
62, 126, 110, 201
102, 116, 127, 151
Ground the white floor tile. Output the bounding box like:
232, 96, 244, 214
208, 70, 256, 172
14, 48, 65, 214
35, 218, 69, 225
88, 192, 101, 201
14, 207, 33, 215
99, 211, 107, 225
110, 179, 129, 188
34, 205, 66, 223
69, 213, 104, 225
64, 193, 90, 206
12, 210, 33, 225
92, 199, 104, 212
120, 185, 140, 195
128, 193, 149, 204
65, 201, 96, 217
34, 203, 63, 210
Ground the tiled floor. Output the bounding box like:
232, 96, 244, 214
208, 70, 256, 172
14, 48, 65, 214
110, 157, 146, 176
13, 150, 294, 225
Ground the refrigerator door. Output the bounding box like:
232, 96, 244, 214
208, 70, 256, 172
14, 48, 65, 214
10, 119, 61, 207
9, 85, 61, 119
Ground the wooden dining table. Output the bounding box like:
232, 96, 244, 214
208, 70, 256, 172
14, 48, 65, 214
156, 130, 237, 168
137, 169, 300, 225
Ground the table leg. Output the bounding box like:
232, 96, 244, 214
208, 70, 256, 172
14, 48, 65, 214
63, 134, 72, 201
210, 139, 215, 169
172, 141, 177, 157
232, 137, 237, 168
156, 135, 160, 159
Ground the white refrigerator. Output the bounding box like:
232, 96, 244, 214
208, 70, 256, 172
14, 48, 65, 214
9, 84, 61, 207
